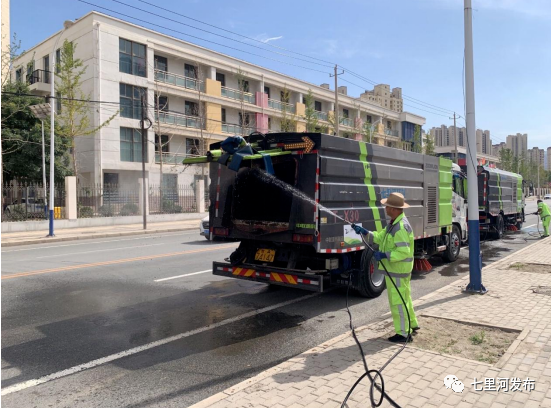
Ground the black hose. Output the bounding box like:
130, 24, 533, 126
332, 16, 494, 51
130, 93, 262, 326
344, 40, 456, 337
341, 233, 412, 408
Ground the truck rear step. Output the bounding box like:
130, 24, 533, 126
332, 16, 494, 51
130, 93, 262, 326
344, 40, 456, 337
213, 262, 325, 292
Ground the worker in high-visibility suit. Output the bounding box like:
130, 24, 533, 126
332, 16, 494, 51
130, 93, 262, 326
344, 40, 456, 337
535, 199, 550, 237
352, 192, 418, 343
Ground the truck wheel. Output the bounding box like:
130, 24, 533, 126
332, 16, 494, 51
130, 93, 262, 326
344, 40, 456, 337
493, 215, 504, 240
357, 248, 386, 298
442, 225, 461, 262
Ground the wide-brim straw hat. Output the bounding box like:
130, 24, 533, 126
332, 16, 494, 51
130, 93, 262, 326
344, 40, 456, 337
381, 192, 410, 209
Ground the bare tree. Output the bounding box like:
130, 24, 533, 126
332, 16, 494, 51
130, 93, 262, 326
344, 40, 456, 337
279, 85, 297, 132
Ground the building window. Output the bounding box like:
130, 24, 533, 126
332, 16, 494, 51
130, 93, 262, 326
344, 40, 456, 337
43, 55, 50, 83
186, 138, 200, 156
119, 38, 147, 77
264, 86, 271, 99
280, 90, 289, 103
120, 84, 146, 119
239, 79, 249, 93
185, 101, 199, 116
155, 134, 169, 153
154, 55, 167, 71
185, 63, 197, 79
15, 68, 22, 82
342, 108, 349, 118
55, 48, 61, 73
120, 127, 146, 163
216, 72, 225, 86
221, 108, 226, 123
268, 117, 272, 130
56, 92, 62, 113
315, 101, 322, 111
155, 95, 168, 112
239, 112, 250, 127
387, 120, 392, 129
366, 115, 372, 123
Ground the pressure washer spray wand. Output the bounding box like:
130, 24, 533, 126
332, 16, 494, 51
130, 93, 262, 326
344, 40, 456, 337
340, 224, 412, 408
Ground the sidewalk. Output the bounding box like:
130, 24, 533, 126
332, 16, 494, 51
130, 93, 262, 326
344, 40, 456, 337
193, 237, 551, 408
1, 219, 203, 247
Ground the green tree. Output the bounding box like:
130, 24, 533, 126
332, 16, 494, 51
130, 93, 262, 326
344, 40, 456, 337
412, 125, 422, 153
423, 131, 435, 156
279, 85, 297, 132
302, 89, 319, 132
2, 81, 72, 183
56, 40, 117, 178
498, 147, 513, 172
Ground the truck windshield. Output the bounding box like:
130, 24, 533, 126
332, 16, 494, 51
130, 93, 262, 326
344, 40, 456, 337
232, 158, 297, 224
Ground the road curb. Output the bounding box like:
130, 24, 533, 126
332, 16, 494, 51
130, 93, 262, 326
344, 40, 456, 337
1, 226, 197, 247
190, 237, 549, 408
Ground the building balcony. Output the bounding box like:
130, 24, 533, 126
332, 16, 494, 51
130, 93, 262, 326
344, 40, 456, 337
155, 151, 194, 165
221, 86, 255, 104
222, 123, 255, 134
268, 98, 295, 114
340, 117, 354, 128
154, 111, 203, 130
154, 69, 204, 92
315, 111, 328, 121
385, 128, 399, 137
26, 69, 51, 95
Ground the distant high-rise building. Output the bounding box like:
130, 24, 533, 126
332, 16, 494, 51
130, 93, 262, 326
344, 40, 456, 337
476, 129, 492, 154
430, 125, 466, 148
359, 84, 403, 113
506, 133, 528, 158
547, 147, 551, 171
528, 147, 545, 169
492, 142, 507, 158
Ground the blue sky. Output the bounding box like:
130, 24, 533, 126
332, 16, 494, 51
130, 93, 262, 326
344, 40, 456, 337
10, 0, 551, 149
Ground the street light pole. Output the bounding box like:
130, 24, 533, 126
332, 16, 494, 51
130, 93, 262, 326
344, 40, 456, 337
464, 0, 486, 293
30, 103, 51, 220
48, 20, 74, 237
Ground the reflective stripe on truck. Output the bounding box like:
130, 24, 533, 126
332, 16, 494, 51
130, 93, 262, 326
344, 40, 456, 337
213, 262, 324, 292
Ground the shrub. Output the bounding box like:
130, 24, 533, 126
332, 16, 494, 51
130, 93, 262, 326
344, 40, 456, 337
120, 203, 139, 216
78, 206, 94, 218
162, 199, 182, 213
98, 205, 114, 217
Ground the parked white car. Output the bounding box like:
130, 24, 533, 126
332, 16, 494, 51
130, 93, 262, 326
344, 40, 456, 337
200, 215, 210, 240
544, 194, 551, 200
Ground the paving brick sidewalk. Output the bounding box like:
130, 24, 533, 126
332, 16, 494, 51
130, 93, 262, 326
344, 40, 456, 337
1, 219, 203, 247
192, 237, 551, 408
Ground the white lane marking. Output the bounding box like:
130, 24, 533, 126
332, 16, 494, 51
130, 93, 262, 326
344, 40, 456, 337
34, 244, 164, 259
154, 270, 211, 282
521, 224, 537, 230
1, 232, 195, 253
0, 292, 320, 396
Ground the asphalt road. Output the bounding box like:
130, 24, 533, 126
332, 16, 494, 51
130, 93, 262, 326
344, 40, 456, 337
1, 200, 545, 407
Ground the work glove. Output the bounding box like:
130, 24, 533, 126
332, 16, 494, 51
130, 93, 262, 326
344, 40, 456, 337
373, 251, 387, 261
351, 223, 369, 236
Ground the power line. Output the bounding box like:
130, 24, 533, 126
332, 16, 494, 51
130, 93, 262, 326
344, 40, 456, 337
109, 0, 334, 69
76, 0, 331, 74
136, 0, 336, 66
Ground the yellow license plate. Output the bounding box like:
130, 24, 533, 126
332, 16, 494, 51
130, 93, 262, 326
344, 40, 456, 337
255, 249, 276, 263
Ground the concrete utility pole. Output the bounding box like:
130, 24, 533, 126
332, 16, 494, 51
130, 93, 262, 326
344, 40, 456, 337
140, 93, 151, 230
329, 65, 344, 136
464, 0, 486, 293
450, 112, 460, 164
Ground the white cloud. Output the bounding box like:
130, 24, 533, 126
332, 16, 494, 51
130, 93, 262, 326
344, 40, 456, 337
261, 36, 283, 43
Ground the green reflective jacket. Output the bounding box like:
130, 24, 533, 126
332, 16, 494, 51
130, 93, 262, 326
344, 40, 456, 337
368, 212, 415, 274
538, 202, 551, 217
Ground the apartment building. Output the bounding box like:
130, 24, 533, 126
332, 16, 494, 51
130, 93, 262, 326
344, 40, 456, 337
492, 142, 506, 157
527, 147, 545, 168
1, 0, 9, 83
547, 147, 551, 171
359, 84, 403, 113
476, 129, 492, 155
429, 124, 498, 164
506, 133, 528, 158
12, 11, 425, 188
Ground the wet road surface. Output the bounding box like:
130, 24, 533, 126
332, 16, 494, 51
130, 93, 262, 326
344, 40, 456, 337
1, 204, 544, 407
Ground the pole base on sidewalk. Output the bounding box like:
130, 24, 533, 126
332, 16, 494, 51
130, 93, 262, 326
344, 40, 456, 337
464, 283, 488, 294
